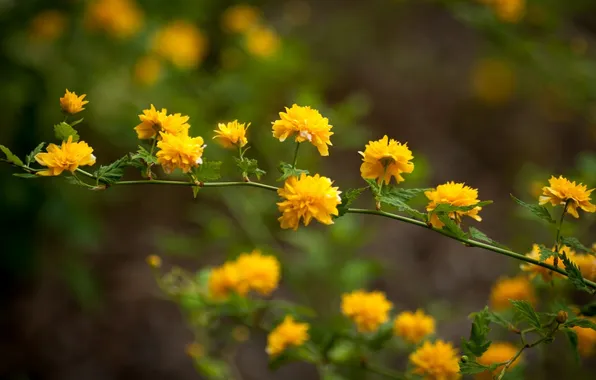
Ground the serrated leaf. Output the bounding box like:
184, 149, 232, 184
459, 360, 492, 375
381, 187, 430, 202
0, 145, 24, 167
511, 300, 542, 330
486, 311, 513, 329
561, 253, 591, 293
277, 162, 308, 181
560, 237, 590, 253
193, 160, 222, 183
25, 142, 45, 166
565, 317, 596, 330
13, 173, 39, 179
463, 307, 492, 358
510, 194, 555, 224
64, 176, 82, 186
364, 178, 382, 196
337, 187, 366, 217
563, 328, 580, 363
437, 213, 468, 239
433, 200, 493, 214
379, 191, 427, 220
54, 122, 80, 142
537, 245, 556, 261
469, 227, 508, 248
234, 157, 266, 180
130, 145, 158, 165
93, 156, 129, 184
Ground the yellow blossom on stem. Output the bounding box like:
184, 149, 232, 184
208, 261, 247, 300
425, 182, 483, 229
272, 104, 333, 156
85, 0, 144, 39
476, 342, 521, 380
359, 135, 414, 185
393, 309, 435, 344
213, 120, 249, 148
266, 315, 309, 356
152, 21, 207, 69
575, 254, 596, 281
539, 176, 596, 218
134, 56, 162, 87
409, 340, 461, 380
60, 89, 89, 114
29, 10, 67, 41
221, 4, 260, 33
341, 290, 392, 333
35, 136, 96, 176
134, 105, 190, 139
520, 244, 578, 282
277, 173, 341, 230
235, 250, 280, 296
489, 276, 536, 311
573, 319, 596, 357
246, 26, 281, 58
156, 132, 205, 174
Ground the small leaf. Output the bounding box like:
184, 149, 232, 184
54, 122, 80, 142
462, 307, 492, 358
486, 311, 513, 329
13, 173, 39, 179
25, 142, 45, 166
0, 145, 24, 167
469, 227, 508, 248
93, 156, 130, 185
537, 245, 556, 261
510, 194, 555, 224
364, 178, 381, 197
192, 186, 200, 199
563, 328, 580, 363
366, 321, 394, 351
277, 162, 308, 181
70, 118, 84, 127
193, 160, 222, 183
565, 317, 596, 330
561, 252, 591, 293
433, 200, 492, 214
130, 145, 158, 165
560, 237, 590, 253
511, 300, 542, 330
379, 191, 427, 220
459, 360, 492, 375
437, 214, 468, 240
381, 187, 430, 202
234, 157, 266, 180
337, 187, 366, 217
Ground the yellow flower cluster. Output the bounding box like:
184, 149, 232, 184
272, 104, 334, 156
341, 290, 392, 333
152, 21, 207, 69
489, 276, 536, 311
393, 309, 435, 344
425, 182, 483, 229
266, 315, 309, 357
134, 105, 190, 139
476, 342, 521, 379
359, 135, 414, 185
409, 340, 461, 380
35, 136, 96, 176
213, 120, 249, 149
156, 133, 205, 174
222, 5, 260, 34
85, 0, 144, 39
208, 250, 280, 300
520, 244, 596, 282
539, 176, 596, 218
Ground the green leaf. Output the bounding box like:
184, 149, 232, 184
566, 317, 596, 330
579, 302, 596, 317
560, 237, 590, 253
563, 328, 580, 363
193, 160, 222, 183
54, 122, 80, 142
130, 145, 158, 165
366, 321, 394, 350
337, 187, 366, 217
25, 142, 45, 166
234, 157, 266, 180
561, 252, 591, 293
93, 156, 129, 184
381, 187, 430, 202
469, 227, 508, 248
511, 300, 542, 330
537, 245, 556, 261
277, 162, 308, 181
437, 214, 468, 239
510, 194, 555, 224
379, 191, 427, 220
13, 173, 39, 179
364, 178, 381, 197
0, 145, 24, 167
486, 311, 513, 329
433, 200, 493, 214
70, 118, 84, 127
459, 360, 493, 375
462, 307, 492, 358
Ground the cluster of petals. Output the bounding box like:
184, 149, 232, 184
266, 315, 309, 357
272, 104, 333, 156
393, 309, 436, 344
341, 290, 392, 333
539, 175, 596, 218
409, 340, 461, 380
359, 135, 414, 185
425, 182, 483, 228
35, 136, 96, 176
489, 276, 536, 311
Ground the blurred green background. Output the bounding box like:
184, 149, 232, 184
2, 0, 596, 379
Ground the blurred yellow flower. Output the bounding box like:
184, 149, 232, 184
573, 319, 596, 357
35, 136, 96, 176
213, 120, 249, 149
235, 250, 280, 296
470, 58, 516, 105
520, 244, 578, 281
246, 26, 281, 58
156, 132, 205, 174
409, 340, 460, 380
425, 182, 483, 229
145, 254, 162, 269
393, 309, 435, 344
208, 261, 248, 300
60, 89, 89, 114
134, 56, 162, 87
277, 173, 341, 230
85, 0, 144, 39
359, 135, 414, 185
539, 176, 596, 218
134, 105, 190, 139
266, 315, 309, 356
493, 0, 525, 23
476, 342, 520, 380
152, 21, 207, 69
185, 342, 204, 358
272, 104, 333, 156
29, 10, 67, 41
221, 4, 260, 33
341, 290, 392, 333
575, 254, 596, 281
489, 276, 536, 311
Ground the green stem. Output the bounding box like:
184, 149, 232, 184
362, 363, 406, 380
291, 142, 301, 169
554, 200, 570, 253
113, 179, 279, 192
76, 168, 95, 179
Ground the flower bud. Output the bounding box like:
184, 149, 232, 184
556, 310, 568, 324
460, 355, 469, 363
146, 254, 162, 269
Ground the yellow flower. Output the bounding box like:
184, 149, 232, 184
266, 315, 309, 356
520, 244, 578, 282
425, 182, 483, 229
470, 58, 516, 105
272, 104, 333, 156
85, 0, 144, 39
222, 4, 260, 33
156, 132, 205, 174
60, 89, 89, 114
476, 342, 521, 380
489, 276, 536, 311
35, 136, 96, 176
539, 176, 596, 218
235, 250, 280, 296
573, 319, 596, 357
134, 56, 162, 87
134, 105, 190, 139
493, 0, 525, 23
409, 340, 461, 380
146, 254, 162, 269
575, 254, 596, 281
359, 135, 414, 185
393, 309, 435, 344
152, 21, 207, 69
29, 10, 67, 41
246, 26, 281, 58
341, 290, 392, 333
213, 120, 249, 148
208, 261, 248, 300
277, 173, 341, 230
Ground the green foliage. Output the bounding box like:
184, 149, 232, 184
54, 122, 80, 142
337, 187, 366, 217
579, 302, 596, 317
538, 245, 556, 261
560, 236, 590, 253
433, 200, 492, 214
194, 160, 222, 183
130, 145, 157, 164
277, 162, 308, 181
565, 317, 596, 330
0, 145, 24, 167
510, 194, 555, 224
93, 156, 130, 185
486, 310, 513, 329
511, 300, 542, 331
459, 359, 494, 375
234, 157, 266, 180
561, 253, 591, 293
437, 214, 468, 239
378, 186, 428, 220
366, 321, 394, 351
469, 227, 507, 248
25, 142, 45, 167
462, 307, 492, 358
563, 328, 580, 363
